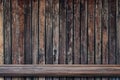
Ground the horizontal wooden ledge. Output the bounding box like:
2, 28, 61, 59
0, 65, 119, 77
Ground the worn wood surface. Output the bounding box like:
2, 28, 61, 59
0, 65, 119, 77
0, 0, 120, 79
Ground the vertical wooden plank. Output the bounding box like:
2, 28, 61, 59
3, 0, 12, 80
52, 0, 59, 65
24, 0, 33, 80
52, 0, 59, 80
101, 0, 108, 80
32, 0, 39, 80
0, 0, 3, 65
18, 0, 24, 65
32, 0, 38, 64
87, 0, 95, 64
24, 0, 32, 64
12, 0, 24, 80
12, 0, 19, 64
39, 0, 45, 80
116, 0, 120, 65
0, 0, 3, 80
108, 0, 116, 80
116, 0, 120, 80
108, 0, 116, 64
87, 0, 95, 80
59, 0, 66, 64
59, 0, 66, 80
66, 0, 73, 80
45, 0, 53, 64
80, 0, 87, 64
95, 0, 102, 80
95, 0, 102, 64
73, 0, 80, 64
73, 0, 80, 79
80, 0, 88, 80
102, 0, 108, 64
45, 0, 53, 80
80, 1, 87, 79
66, 0, 73, 64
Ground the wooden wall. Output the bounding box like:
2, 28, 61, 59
0, 0, 119, 80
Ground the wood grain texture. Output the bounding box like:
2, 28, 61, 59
59, 0, 66, 80
0, 0, 3, 80
45, 0, 53, 64
80, 0, 88, 64
39, 0, 45, 65
59, 0, 66, 64
108, 0, 116, 64
73, 0, 80, 64
87, 0, 95, 64
116, 0, 120, 65
0, 0, 3, 65
32, 0, 38, 64
39, 0, 45, 80
102, 0, 108, 65
45, 0, 53, 80
3, 0, 12, 80
0, 65, 119, 77
66, 0, 73, 64
52, 0, 59, 80
95, 0, 102, 64
52, 0, 59, 65
24, 0, 32, 64
12, 0, 24, 80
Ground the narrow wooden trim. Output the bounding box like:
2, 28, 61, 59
0, 65, 119, 77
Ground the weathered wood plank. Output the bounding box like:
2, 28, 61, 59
45, 0, 53, 64
0, 0, 3, 80
108, 0, 116, 80
24, 0, 32, 64
108, 0, 116, 64
87, 0, 95, 80
24, 0, 33, 80
32, 0, 39, 64
95, 0, 102, 64
95, 1, 102, 80
39, 0, 45, 80
52, 0, 59, 80
80, 0, 87, 64
52, 0, 59, 65
32, 0, 39, 80
59, 0, 66, 80
73, 0, 80, 79
12, 0, 24, 80
73, 0, 80, 64
102, 0, 109, 65
66, 0, 74, 79
39, 0, 45, 65
45, 0, 53, 80
87, 0, 95, 64
3, 0, 12, 80
59, 0, 66, 64
116, 0, 120, 80
12, 0, 20, 64
0, 0, 3, 65
101, 0, 108, 80
66, 0, 73, 64
116, 0, 120, 65
0, 65, 119, 77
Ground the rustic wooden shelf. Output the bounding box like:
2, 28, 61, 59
0, 65, 119, 77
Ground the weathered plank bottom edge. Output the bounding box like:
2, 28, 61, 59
0, 65, 119, 77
